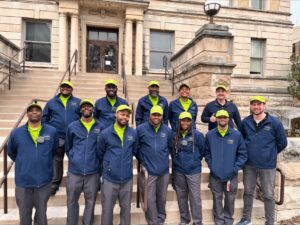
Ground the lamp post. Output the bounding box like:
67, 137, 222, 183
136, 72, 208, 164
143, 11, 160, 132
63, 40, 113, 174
203, 1, 221, 24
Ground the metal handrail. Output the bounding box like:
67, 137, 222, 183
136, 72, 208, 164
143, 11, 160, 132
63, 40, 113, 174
0, 50, 78, 213
163, 56, 169, 80
121, 53, 128, 101
55, 50, 78, 95
136, 161, 149, 212
255, 167, 285, 205
0, 46, 26, 89
131, 102, 135, 126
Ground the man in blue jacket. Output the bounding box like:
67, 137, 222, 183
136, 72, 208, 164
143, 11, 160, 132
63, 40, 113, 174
43, 80, 81, 195
65, 99, 102, 225
237, 96, 287, 225
168, 83, 198, 132
8, 102, 58, 225
201, 84, 242, 130
95, 79, 128, 127
205, 109, 247, 225
135, 80, 169, 126
137, 105, 173, 225
99, 104, 138, 225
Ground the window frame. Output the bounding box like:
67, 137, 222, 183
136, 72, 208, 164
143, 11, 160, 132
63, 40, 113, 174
250, 38, 266, 75
24, 20, 52, 63
251, 0, 264, 10
149, 30, 174, 70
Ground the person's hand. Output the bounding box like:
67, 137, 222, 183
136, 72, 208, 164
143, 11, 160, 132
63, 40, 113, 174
210, 115, 216, 123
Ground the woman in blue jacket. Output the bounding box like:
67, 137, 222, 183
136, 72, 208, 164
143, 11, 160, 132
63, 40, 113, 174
172, 111, 205, 225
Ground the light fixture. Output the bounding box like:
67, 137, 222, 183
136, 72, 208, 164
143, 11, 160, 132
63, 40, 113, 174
203, 1, 221, 24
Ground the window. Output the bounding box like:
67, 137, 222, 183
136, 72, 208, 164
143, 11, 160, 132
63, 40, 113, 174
217, 0, 233, 7
250, 39, 265, 74
150, 31, 173, 69
25, 21, 51, 62
251, 0, 264, 10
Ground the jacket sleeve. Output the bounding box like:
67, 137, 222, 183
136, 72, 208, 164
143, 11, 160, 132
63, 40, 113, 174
204, 136, 212, 169
233, 104, 242, 131
7, 132, 17, 161
275, 121, 288, 153
94, 101, 100, 120
167, 129, 173, 155
196, 132, 205, 161
42, 102, 51, 124
201, 104, 211, 123
135, 100, 143, 127
98, 132, 106, 163
163, 99, 169, 125
234, 134, 248, 172
168, 102, 173, 129
65, 126, 72, 157
240, 121, 247, 139
133, 131, 140, 162
52, 130, 59, 157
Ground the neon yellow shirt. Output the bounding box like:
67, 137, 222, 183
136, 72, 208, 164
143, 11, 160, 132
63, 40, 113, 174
154, 124, 161, 133
81, 118, 95, 133
148, 95, 159, 106
182, 131, 187, 138
179, 98, 192, 112
107, 97, 117, 107
59, 95, 71, 108
218, 127, 228, 137
114, 123, 126, 146
28, 123, 42, 145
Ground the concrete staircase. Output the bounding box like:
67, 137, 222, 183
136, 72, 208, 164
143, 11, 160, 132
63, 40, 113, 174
0, 71, 265, 224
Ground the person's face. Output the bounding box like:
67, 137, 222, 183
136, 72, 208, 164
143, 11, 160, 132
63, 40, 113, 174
150, 113, 163, 126
27, 107, 42, 123
180, 118, 192, 131
179, 86, 190, 98
80, 104, 94, 118
250, 101, 266, 115
60, 85, 73, 97
148, 85, 159, 97
116, 110, 130, 127
105, 84, 118, 98
216, 88, 227, 101
216, 116, 229, 128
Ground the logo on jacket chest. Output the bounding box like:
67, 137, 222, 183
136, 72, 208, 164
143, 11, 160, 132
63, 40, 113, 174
94, 129, 100, 134
263, 126, 271, 131
227, 139, 234, 144
71, 102, 77, 106
127, 135, 134, 141
160, 132, 166, 138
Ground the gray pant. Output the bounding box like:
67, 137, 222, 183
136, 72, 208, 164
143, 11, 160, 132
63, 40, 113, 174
174, 172, 203, 225
242, 165, 276, 225
209, 175, 238, 225
52, 139, 65, 189
15, 183, 52, 225
66, 172, 100, 225
101, 178, 133, 225
141, 173, 169, 225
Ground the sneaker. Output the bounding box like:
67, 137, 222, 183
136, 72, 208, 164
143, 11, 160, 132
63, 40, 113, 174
236, 218, 252, 225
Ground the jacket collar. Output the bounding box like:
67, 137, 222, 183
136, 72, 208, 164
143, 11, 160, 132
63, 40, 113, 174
214, 99, 229, 107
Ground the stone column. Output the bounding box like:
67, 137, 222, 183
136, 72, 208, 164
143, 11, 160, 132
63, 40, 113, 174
124, 19, 133, 75
135, 20, 143, 76
70, 13, 79, 71
58, 12, 68, 71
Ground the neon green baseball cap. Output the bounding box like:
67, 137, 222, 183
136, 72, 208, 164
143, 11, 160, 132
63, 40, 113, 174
179, 83, 190, 90
250, 96, 266, 103
60, 80, 74, 88
179, 112, 192, 120
150, 105, 163, 115
105, 79, 118, 86
215, 109, 229, 118
148, 80, 160, 87
216, 84, 228, 91
116, 104, 132, 113
27, 103, 42, 112
80, 99, 95, 108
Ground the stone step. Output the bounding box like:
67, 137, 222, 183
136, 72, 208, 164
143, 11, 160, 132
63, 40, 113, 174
0, 199, 265, 225
0, 183, 246, 209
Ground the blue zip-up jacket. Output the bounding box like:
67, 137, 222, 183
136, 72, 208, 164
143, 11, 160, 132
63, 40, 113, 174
240, 113, 287, 169
95, 96, 128, 128
137, 122, 173, 176
65, 120, 103, 175
172, 129, 205, 175
201, 99, 242, 130
8, 123, 58, 188
135, 95, 169, 126
99, 125, 138, 184
43, 94, 81, 139
168, 98, 198, 132
204, 127, 247, 181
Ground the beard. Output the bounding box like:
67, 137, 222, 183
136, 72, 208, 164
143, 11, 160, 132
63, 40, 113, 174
149, 90, 159, 97
106, 90, 117, 98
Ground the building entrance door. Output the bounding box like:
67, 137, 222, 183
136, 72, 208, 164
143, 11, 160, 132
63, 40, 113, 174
87, 27, 118, 73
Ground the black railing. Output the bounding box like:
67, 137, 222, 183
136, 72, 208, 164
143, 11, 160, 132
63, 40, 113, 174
55, 50, 78, 95
121, 53, 128, 100
163, 56, 169, 81
0, 46, 26, 90
136, 161, 149, 212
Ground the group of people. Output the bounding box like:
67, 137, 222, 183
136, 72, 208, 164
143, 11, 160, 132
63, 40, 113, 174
7, 79, 287, 225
